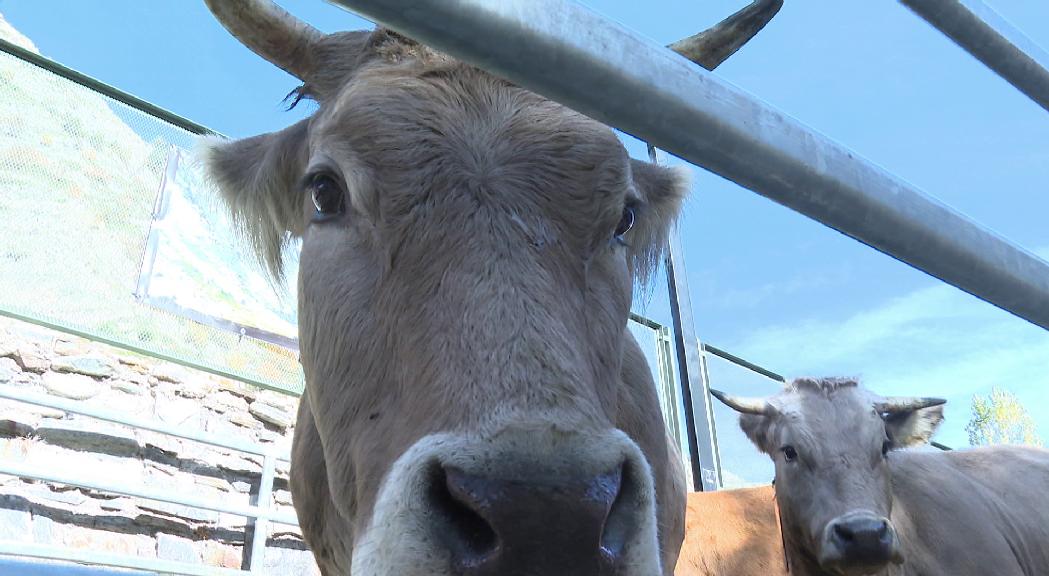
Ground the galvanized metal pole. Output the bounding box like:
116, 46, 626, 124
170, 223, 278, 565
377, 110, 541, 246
649, 146, 722, 492
249, 453, 278, 573
665, 225, 721, 492
654, 326, 686, 470
901, 0, 1049, 113
327, 0, 1049, 332
0, 542, 245, 576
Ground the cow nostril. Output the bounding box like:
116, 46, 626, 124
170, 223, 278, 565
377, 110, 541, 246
834, 521, 855, 542
432, 462, 633, 572
431, 466, 499, 565
599, 463, 630, 558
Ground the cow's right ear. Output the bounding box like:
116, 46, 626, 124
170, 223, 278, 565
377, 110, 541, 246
627, 159, 689, 282
739, 413, 776, 455
710, 388, 777, 455
201, 118, 311, 280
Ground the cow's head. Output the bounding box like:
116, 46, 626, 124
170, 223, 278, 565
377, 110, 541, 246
202, 1, 779, 574
713, 379, 946, 576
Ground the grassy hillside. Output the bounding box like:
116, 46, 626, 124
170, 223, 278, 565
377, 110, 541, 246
0, 12, 302, 393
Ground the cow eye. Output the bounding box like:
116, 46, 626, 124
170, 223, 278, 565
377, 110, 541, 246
881, 440, 892, 457
614, 205, 635, 240
781, 445, 798, 462
309, 173, 345, 220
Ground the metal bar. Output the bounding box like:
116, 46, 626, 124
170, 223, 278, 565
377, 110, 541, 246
0, 38, 217, 136
652, 153, 721, 495
628, 312, 664, 331
328, 0, 1049, 332
901, 0, 1049, 113
654, 326, 685, 460
695, 337, 724, 487
248, 454, 278, 573
0, 542, 245, 576
0, 385, 288, 460
649, 142, 720, 491
0, 557, 155, 576
702, 344, 786, 383
632, 316, 786, 384
0, 461, 299, 526
663, 227, 705, 492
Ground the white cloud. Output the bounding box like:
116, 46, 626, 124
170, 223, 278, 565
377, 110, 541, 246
703, 270, 845, 312
720, 251, 1049, 450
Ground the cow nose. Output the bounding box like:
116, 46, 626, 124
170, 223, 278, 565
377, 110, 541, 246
823, 513, 897, 572
833, 516, 888, 546
432, 463, 630, 575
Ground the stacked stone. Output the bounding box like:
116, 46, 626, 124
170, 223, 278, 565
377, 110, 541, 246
0, 317, 318, 575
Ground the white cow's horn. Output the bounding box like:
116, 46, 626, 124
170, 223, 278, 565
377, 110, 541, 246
204, 0, 324, 81
668, 0, 784, 71
874, 397, 947, 414
710, 389, 771, 415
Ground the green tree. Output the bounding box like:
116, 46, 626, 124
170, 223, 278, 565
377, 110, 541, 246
966, 387, 1043, 447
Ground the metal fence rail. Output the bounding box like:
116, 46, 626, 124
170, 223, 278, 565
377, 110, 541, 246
327, 0, 1049, 333
0, 544, 241, 576
0, 461, 297, 526
0, 386, 283, 458
0, 385, 293, 576
0, 557, 155, 576
901, 0, 1049, 113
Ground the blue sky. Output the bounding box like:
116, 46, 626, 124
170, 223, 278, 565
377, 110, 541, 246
3, 1, 1047, 483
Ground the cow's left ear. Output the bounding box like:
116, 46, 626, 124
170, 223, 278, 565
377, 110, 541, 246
627, 159, 690, 281
883, 405, 945, 449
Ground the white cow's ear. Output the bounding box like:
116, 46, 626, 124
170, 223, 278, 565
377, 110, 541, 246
883, 405, 945, 448
627, 159, 690, 282
200, 118, 311, 281
739, 413, 776, 455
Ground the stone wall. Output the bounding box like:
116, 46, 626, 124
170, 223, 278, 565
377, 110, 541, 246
0, 316, 320, 575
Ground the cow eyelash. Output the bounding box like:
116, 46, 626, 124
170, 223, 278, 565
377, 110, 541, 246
612, 200, 640, 247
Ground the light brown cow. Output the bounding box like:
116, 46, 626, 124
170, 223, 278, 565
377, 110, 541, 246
714, 378, 1049, 576
675, 486, 789, 576
200, 1, 781, 574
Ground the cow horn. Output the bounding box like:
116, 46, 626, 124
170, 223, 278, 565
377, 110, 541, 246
204, 0, 324, 80
668, 0, 784, 71
710, 389, 771, 415
874, 396, 947, 414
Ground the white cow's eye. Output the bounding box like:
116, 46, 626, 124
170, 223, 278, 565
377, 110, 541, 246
309, 173, 345, 220
614, 205, 635, 240
781, 445, 798, 462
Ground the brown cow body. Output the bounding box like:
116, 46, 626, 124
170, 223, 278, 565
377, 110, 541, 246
675, 486, 788, 576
